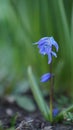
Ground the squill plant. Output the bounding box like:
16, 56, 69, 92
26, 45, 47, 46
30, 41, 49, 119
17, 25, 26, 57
34, 36, 59, 122
28, 36, 73, 123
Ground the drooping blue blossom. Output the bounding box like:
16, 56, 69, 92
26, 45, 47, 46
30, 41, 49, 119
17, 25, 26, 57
34, 36, 59, 64
53, 108, 59, 117
40, 73, 53, 82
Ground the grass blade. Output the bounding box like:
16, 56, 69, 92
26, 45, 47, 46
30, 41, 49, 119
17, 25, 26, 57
27, 66, 50, 120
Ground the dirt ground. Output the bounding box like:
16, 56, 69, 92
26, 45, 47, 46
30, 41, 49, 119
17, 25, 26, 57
0, 97, 73, 130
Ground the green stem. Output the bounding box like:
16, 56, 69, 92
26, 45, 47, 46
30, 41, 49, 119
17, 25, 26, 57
49, 62, 53, 122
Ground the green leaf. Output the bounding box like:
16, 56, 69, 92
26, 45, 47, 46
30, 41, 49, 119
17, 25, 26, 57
27, 66, 50, 120
7, 127, 15, 130
15, 95, 36, 112
14, 80, 29, 94
54, 105, 73, 122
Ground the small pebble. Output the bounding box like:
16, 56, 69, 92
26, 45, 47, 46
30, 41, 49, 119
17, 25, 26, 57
6, 96, 15, 103
42, 126, 52, 130
6, 108, 13, 116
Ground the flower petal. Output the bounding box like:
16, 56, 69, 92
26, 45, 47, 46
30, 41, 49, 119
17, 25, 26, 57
38, 42, 47, 48
50, 37, 59, 52
33, 37, 48, 46
39, 47, 46, 55
38, 37, 49, 45
53, 108, 59, 117
51, 51, 57, 57
48, 53, 52, 64
40, 73, 51, 82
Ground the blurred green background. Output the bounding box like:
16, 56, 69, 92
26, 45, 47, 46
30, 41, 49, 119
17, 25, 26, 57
0, 0, 73, 98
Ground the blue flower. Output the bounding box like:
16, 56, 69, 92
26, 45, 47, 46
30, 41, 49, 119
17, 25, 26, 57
40, 73, 53, 82
34, 37, 59, 64
53, 108, 59, 117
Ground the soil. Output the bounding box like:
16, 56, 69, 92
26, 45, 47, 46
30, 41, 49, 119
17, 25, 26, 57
0, 95, 73, 130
